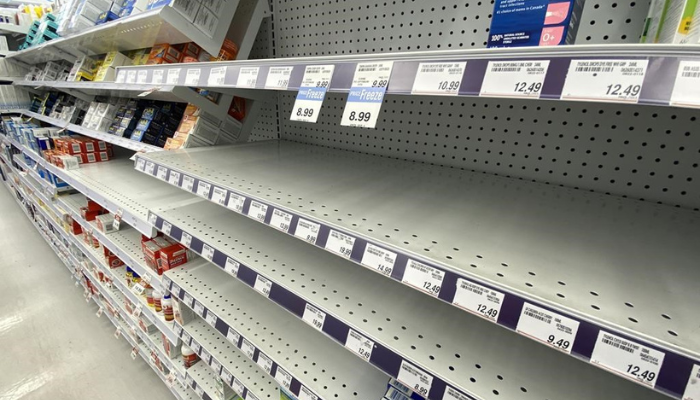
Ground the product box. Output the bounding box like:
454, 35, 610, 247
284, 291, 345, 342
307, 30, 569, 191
194, 4, 218, 38
69, 218, 83, 235
81, 207, 102, 221
216, 376, 238, 400
105, 253, 125, 268
55, 155, 81, 170
95, 214, 116, 233
173, 297, 196, 325
172, 0, 200, 22
103, 51, 133, 68
162, 334, 182, 359
146, 43, 182, 64
654, 0, 698, 43
487, 0, 586, 47
142, 237, 174, 273
158, 243, 192, 273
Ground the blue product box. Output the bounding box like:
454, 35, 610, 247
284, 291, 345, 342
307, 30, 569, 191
147, 0, 171, 10
130, 129, 146, 142
487, 0, 586, 48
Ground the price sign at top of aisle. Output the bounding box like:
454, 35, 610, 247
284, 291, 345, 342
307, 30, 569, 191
561, 59, 648, 103
341, 62, 394, 128
480, 60, 550, 99
290, 65, 336, 123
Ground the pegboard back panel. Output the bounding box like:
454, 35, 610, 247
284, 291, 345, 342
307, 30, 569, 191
249, 99, 280, 141
279, 92, 700, 210
573, 0, 651, 44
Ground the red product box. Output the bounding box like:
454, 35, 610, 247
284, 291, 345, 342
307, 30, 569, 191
69, 137, 108, 154
158, 243, 192, 274
76, 151, 111, 164
105, 254, 125, 269
86, 199, 103, 212
69, 218, 83, 235
142, 237, 174, 273
81, 207, 101, 221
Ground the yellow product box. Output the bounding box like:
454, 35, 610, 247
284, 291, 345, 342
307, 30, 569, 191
102, 51, 133, 68
74, 71, 95, 81
94, 66, 116, 82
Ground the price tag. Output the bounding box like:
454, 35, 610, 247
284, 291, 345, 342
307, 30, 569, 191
195, 385, 204, 398
142, 273, 152, 286
206, 310, 217, 327
152, 70, 164, 84
360, 243, 396, 276
208, 66, 227, 86
240, 338, 256, 359
165, 372, 176, 388
182, 175, 195, 192
193, 300, 205, 317
162, 220, 172, 236
116, 70, 127, 83
325, 229, 355, 258
132, 284, 146, 296
201, 349, 212, 364
248, 200, 268, 222
299, 386, 319, 400
231, 379, 246, 398
186, 374, 195, 388
227, 193, 246, 213
126, 70, 137, 84
137, 70, 148, 84
145, 161, 155, 175
442, 387, 471, 400
683, 364, 700, 400
590, 331, 664, 387
452, 278, 504, 322
168, 170, 181, 186
224, 257, 240, 276
136, 158, 146, 171
157, 166, 168, 181
253, 275, 272, 297
166, 69, 181, 85
411, 62, 466, 95
211, 187, 227, 205
181, 231, 192, 247
211, 358, 222, 374
191, 341, 201, 354
265, 66, 293, 89
516, 303, 579, 354
275, 366, 293, 389
114, 327, 122, 339
294, 218, 320, 244
202, 243, 215, 261
671, 61, 700, 108
302, 303, 326, 331
96, 307, 103, 318
171, 283, 182, 297
480, 60, 550, 99
182, 331, 192, 346
227, 327, 240, 345
185, 69, 201, 86
113, 208, 123, 231
237, 67, 260, 88
340, 62, 394, 128
196, 181, 211, 198
397, 360, 433, 398
270, 209, 293, 233
221, 368, 233, 386
256, 351, 273, 374
561, 60, 648, 103
183, 293, 195, 307
246, 392, 260, 400
345, 329, 374, 361
148, 212, 158, 225
130, 347, 139, 360
290, 65, 335, 123
402, 259, 444, 297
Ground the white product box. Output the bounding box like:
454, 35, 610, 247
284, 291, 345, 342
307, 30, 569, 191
172, 0, 201, 22
193, 4, 218, 38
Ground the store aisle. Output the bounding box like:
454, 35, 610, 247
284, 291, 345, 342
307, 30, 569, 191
0, 186, 173, 400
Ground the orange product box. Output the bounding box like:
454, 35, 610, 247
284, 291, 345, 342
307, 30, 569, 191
147, 44, 182, 64
158, 243, 192, 274
176, 42, 201, 58
228, 97, 246, 121
183, 104, 200, 117
176, 115, 198, 134
76, 151, 111, 164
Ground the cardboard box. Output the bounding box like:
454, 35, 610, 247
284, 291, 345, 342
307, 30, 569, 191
96, 214, 116, 233
105, 253, 125, 268
81, 207, 102, 221
172, 0, 200, 22
173, 297, 196, 325
193, 4, 218, 38
158, 243, 192, 273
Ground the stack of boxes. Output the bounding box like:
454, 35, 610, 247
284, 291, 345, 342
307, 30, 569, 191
129, 102, 184, 146
141, 234, 193, 275
95, 50, 133, 81
82, 101, 119, 132
44, 135, 114, 170
20, 13, 60, 50
67, 56, 98, 81
164, 102, 243, 150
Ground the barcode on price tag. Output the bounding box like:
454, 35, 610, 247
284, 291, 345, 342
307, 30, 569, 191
246, 392, 260, 400
443, 386, 471, 400
671, 61, 700, 108
146, 161, 155, 175
341, 62, 394, 128
590, 331, 665, 387
211, 358, 222, 375
231, 379, 245, 397
227, 193, 246, 213
181, 231, 192, 247
299, 386, 319, 400
126, 70, 137, 84
227, 327, 241, 345
256, 351, 273, 373
302, 303, 326, 331
182, 175, 195, 192
683, 364, 700, 400
152, 70, 164, 84
221, 368, 233, 386
167, 69, 181, 84
185, 69, 201, 86
202, 243, 215, 261
193, 300, 205, 317
453, 278, 504, 322
265, 66, 293, 89
183, 293, 195, 307
561, 60, 648, 103
137, 70, 148, 84
345, 329, 374, 361
361, 243, 396, 276
325, 229, 355, 258
149, 212, 158, 225
294, 218, 320, 244
157, 166, 168, 181
195, 386, 204, 398
208, 66, 227, 86
191, 340, 201, 354
136, 158, 146, 171
196, 181, 212, 198
113, 208, 123, 231
116, 70, 126, 83
211, 187, 227, 205
412, 62, 466, 95
275, 366, 293, 389
402, 259, 444, 297
182, 331, 192, 345
225, 257, 240, 276
168, 170, 181, 186
237, 67, 260, 88
201, 349, 212, 364
206, 310, 217, 327
254, 275, 272, 297
241, 338, 256, 359
480, 60, 550, 98
516, 303, 579, 354
162, 220, 172, 236
397, 360, 433, 398
270, 209, 293, 232
248, 201, 268, 222
290, 65, 335, 123
171, 283, 182, 296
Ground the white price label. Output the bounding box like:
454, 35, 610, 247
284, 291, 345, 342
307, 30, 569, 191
186, 374, 195, 388
240, 338, 256, 359
237, 67, 260, 88
206, 311, 217, 327
137, 70, 148, 84
201, 349, 212, 364
148, 213, 158, 225
561, 60, 648, 103
397, 360, 433, 398
360, 243, 396, 276
132, 284, 146, 296
264, 66, 293, 89
270, 209, 293, 233
256, 351, 273, 373
221, 368, 233, 385
152, 70, 164, 84
157, 166, 168, 181
130, 347, 138, 360
146, 161, 156, 175
191, 341, 201, 354
195, 386, 204, 398
480, 60, 550, 98
202, 243, 215, 261
193, 300, 205, 317
412, 62, 466, 95
402, 259, 444, 297
182, 331, 192, 345
671, 61, 700, 108
165, 372, 176, 388
182, 175, 195, 192
302, 303, 326, 331
290, 65, 335, 123
226, 327, 240, 345
299, 386, 319, 400
590, 331, 665, 387
248, 200, 268, 222
443, 386, 471, 400
294, 218, 320, 244
516, 303, 579, 354
167, 69, 181, 85
340, 62, 394, 128
224, 257, 240, 276
185, 69, 201, 86
162, 220, 172, 236
183, 293, 195, 307
96, 307, 103, 318
227, 193, 246, 213
211, 187, 227, 205
254, 275, 272, 297
275, 366, 293, 389
210, 358, 221, 374
142, 273, 152, 285
208, 66, 227, 86
345, 329, 374, 361
168, 170, 181, 186
684, 364, 700, 400
136, 158, 146, 171
196, 181, 211, 198
114, 327, 122, 339
113, 208, 123, 231
171, 283, 182, 296
116, 70, 126, 83
231, 379, 246, 397
246, 392, 260, 400
325, 229, 355, 258
453, 278, 504, 322
126, 70, 137, 84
